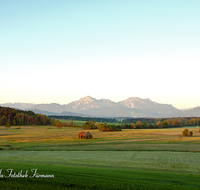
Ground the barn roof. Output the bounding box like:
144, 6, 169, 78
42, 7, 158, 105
78, 131, 87, 135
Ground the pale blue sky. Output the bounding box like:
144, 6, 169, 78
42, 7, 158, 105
1, 0, 200, 109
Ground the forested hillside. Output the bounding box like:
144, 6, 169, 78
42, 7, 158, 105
0, 106, 50, 126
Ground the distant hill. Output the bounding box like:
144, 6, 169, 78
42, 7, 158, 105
1, 96, 200, 118
29, 109, 90, 117
0, 103, 34, 110
166, 107, 200, 117
28, 109, 58, 115
31, 103, 65, 113
59, 111, 90, 117
0, 106, 50, 126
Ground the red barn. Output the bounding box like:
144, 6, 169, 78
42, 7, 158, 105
78, 131, 93, 139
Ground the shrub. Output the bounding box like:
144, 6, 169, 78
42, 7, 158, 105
182, 129, 189, 136
189, 131, 193, 136
5, 123, 11, 128
182, 129, 193, 136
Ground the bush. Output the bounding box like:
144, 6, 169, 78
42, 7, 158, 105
182, 129, 193, 136
182, 129, 189, 136
189, 131, 193, 136
5, 123, 11, 128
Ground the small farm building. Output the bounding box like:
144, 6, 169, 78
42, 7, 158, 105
78, 131, 93, 139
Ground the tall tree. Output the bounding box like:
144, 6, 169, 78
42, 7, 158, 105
136, 120, 142, 126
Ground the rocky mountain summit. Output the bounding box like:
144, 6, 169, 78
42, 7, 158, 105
63, 96, 118, 112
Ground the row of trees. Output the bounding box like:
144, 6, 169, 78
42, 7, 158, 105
83, 121, 97, 129
119, 120, 181, 129
49, 116, 119, 124
83, 121, 121, 131
0, 106, 51, 126
123, 117, 200, 127
50, 118, 80, 128
98, 122, 121, 131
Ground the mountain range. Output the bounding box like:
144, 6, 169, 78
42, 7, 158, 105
1, 96, 200, 118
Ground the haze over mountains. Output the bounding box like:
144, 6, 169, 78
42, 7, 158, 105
1, 96, 200, 118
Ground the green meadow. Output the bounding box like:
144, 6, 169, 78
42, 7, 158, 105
59, 119, 120, 126
0, 125, 200, 189
59, 119, 86, 126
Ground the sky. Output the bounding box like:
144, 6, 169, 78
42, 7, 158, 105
0, 0, 200, 109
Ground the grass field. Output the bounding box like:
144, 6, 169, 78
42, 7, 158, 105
59, 119, 86, 126
1, 125, 200, 151
59, 119, 120, 126
1, 161, 200, 190
1, 151, 200, 174
1, 125, 200, 189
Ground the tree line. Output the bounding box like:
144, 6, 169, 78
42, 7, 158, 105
50, 119, 81, 128
0, 106, 51, 126
83, 121, 121, 131
119, 120, 180, 129
82, 119, 190, 130
49, 115, 119, 123
123, 117, 200, 127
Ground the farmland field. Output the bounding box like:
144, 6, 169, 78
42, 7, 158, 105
59, 119, 86, 126
1, 151, 200, 174
1, 126, 200, 151
59, 119, 120, 126
0, 125, 200, 189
